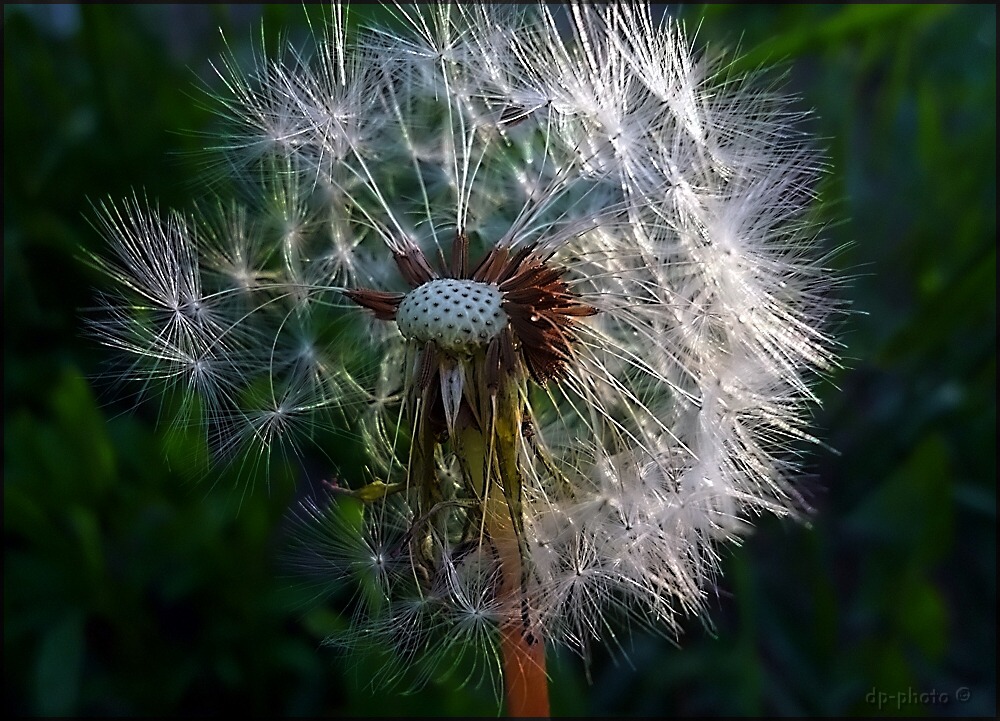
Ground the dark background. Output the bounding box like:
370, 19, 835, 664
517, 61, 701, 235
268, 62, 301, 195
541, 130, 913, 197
4, 4, 995, 716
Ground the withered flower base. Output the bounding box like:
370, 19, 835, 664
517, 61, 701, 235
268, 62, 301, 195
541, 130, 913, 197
346, 232, 596, 715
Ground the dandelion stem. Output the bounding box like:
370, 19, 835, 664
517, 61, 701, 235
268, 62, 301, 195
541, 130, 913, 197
488, 481, 549, 718
498, 567, 550, 718
458, 419, 550, 718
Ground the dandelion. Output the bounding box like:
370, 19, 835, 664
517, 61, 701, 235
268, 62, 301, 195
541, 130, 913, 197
89, 3, 841, 716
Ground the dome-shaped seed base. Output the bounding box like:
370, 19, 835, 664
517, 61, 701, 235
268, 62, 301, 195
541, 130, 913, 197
397, 279, 507, 353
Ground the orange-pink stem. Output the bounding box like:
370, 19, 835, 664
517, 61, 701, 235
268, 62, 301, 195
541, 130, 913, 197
500, 616, 550, 717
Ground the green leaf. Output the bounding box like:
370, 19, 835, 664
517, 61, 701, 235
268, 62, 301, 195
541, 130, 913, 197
34, 612, 85, 716
845, 435, 953, 566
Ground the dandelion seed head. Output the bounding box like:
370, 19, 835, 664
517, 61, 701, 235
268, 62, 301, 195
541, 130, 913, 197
90, 1, 844, 693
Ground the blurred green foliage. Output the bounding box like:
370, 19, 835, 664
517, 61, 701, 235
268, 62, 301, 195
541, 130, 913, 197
4, 4, 995, 716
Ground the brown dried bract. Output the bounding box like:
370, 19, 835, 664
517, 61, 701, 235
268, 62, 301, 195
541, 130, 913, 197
346, 236, 597, 384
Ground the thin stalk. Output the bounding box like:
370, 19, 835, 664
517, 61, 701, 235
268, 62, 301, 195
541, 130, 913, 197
497, 551, 550, 717
458, 424, 550, 718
